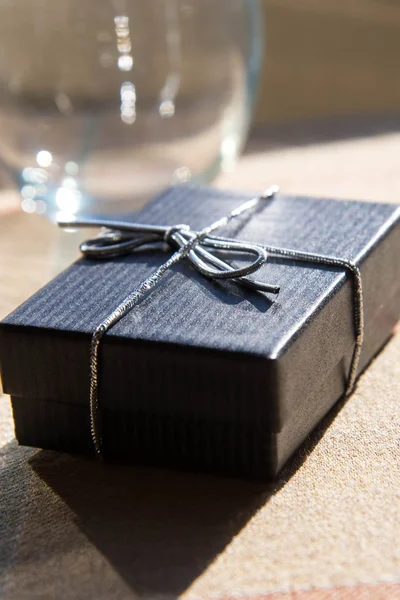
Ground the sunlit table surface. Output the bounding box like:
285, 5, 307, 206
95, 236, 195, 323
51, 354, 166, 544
1, 118, 399, 600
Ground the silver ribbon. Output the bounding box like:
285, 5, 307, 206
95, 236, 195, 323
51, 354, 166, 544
59, 185, 364, 457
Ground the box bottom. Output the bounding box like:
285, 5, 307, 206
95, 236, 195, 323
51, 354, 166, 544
11, 397, 278, 480
10, 346, 382, 481
9, 353, 362, 481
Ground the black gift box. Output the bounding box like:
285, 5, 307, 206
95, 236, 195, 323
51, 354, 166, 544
1, 187, 399, 479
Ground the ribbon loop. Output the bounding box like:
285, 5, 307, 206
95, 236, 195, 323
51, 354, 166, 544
168, 229, 269, 282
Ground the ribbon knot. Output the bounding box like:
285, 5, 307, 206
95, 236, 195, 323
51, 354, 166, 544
163, 223, 190, 244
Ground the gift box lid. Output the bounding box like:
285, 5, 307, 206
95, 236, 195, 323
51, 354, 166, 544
1, 187, 399, 433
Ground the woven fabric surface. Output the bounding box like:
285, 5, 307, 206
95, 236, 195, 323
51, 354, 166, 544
1, 125, 399, 600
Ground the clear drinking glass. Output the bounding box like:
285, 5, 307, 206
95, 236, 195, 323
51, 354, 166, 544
0, 0, 262, 219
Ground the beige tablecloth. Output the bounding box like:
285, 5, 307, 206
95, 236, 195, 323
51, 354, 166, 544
1, 121, 399, 600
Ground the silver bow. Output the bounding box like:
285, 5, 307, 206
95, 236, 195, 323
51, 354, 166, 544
59, 184, 280, 295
